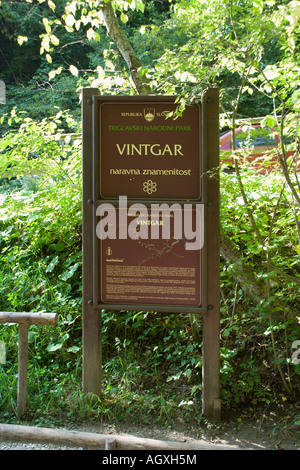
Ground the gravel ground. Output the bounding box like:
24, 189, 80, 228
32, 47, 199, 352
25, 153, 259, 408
0, 441, 84, 450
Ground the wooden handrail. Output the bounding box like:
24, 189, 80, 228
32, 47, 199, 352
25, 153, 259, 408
0, 311, 58, 325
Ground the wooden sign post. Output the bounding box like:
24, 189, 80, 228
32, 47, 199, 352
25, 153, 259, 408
82, 89, 220, 420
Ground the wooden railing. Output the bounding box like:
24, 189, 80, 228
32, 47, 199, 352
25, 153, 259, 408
0, 312, 58, 418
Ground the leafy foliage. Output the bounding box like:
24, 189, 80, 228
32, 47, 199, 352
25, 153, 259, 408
0, 112, 299, 425
0, 0, 299, 427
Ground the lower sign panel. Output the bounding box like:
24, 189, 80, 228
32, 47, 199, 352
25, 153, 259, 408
98, 205, 203, 309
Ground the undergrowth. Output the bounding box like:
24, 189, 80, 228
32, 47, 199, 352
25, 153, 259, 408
0, 114, 299, 429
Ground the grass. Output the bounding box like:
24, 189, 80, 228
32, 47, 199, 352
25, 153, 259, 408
0, 119, 299, 436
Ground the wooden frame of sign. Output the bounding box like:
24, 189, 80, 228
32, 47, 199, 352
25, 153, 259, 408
82, 89, 220, 421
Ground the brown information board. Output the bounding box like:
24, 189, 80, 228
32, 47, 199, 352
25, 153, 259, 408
98, 99, 201, 200
82, 89, 220, 420
99, 206, 202, 307
93, 96, 204, 312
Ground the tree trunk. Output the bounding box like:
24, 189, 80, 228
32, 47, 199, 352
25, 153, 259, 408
100, 1, 152, 95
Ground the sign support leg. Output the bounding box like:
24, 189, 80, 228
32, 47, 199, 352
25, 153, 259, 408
202, 88, 221, 421
82, 88, 102, 397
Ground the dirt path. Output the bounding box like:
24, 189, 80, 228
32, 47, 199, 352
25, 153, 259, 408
1, 419, 298, 451
0, 406, 299, 451
78, 420, 299, 450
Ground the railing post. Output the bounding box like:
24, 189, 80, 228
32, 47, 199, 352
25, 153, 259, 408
17, 324, 29, 419
0, 311, 58, 418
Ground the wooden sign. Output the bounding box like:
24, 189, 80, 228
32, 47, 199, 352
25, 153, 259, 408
97, 99, 201, 200
99, 205, 202, 308
93, 96, 205, 313
82, 90, 221, 421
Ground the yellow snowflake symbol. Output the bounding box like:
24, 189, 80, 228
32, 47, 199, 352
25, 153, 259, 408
143, 179, 157, 195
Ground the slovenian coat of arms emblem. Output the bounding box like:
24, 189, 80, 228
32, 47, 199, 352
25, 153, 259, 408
144, 108, 155, 122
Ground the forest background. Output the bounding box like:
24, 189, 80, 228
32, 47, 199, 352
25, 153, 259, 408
0, 0, 299, 433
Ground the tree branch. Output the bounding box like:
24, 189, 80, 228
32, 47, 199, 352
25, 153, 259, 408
100, 2, 152, 95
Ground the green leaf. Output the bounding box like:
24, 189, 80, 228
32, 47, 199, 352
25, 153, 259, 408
260, 115, 277, 128
17, 36, 28, 46
69, 65, 78, 76
86, 28, 95, 40
65, 14, 75, 28
42, 18, 51, 34
46, 255, 59, 273
48, 66, 62, 79
60, 262, 79, 281
253, 0, 263, 14
67, 346, 80, 353
47, 333, 69, 352
48, 0, 56, 11
50, 34, 59, 46
46, 341, 62, 352
120, 12, 128, 23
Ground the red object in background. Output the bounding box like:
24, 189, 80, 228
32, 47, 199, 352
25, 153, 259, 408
220, 124, 297, 173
